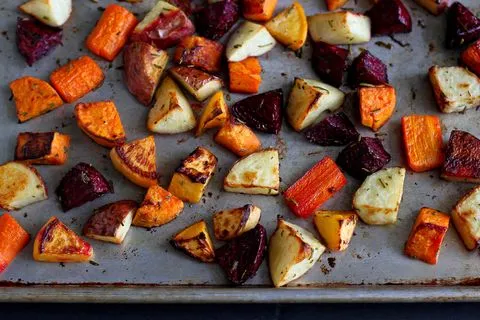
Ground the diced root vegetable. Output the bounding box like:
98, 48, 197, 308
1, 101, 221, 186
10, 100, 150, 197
303, 112, 359, 146
311, 41, 349, 87
241, 0, 278, 22
349, 50, 389, 88
214, 118, 262, 157
446, 2, 480, 49
228, 57, 262, 94
173, 36, 224, 73
0, 214, 30, 273
15, 132, 70, 165
226, 21, 276, 62
441, 130, 480, 183
358, 85, 396, 131
461, 40, 480, 77
452, 186, 480, 250
365, 0, 412, 36
195, 0, 239, 40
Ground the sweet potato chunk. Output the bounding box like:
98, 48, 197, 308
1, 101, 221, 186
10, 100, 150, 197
0, 214, 30, 273
441, 130, 480, 183
214, 118, 262, 157
358, 85, 396, 131
401, 115, 444, 172
461, 40, 480, 77
50, 56, 105, 103
10, 76, 63, 123
195, 91, 229, 136
404, 207, 449, 265
241, 0, 278, 22
228, 57, 262, 94
75, 101, 126, 148
15, 132, 70, 165
173, 36, 223, 73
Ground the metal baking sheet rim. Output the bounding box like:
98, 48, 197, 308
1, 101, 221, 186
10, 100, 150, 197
2, 285, 480, 303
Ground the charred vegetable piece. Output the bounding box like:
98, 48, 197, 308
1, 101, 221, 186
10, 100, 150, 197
16, 17, 62, 66
213, 205, 261, 241
365, 0, 412, 36
311, 41, 349, 87
446, 2, 480, 49
231, 89, 283, 134
348, 50, 389, 88
441, 130, 480, 183
170, 220, 215, 263
15, 132, 70, 165
216, 224, 267, 285
56, 162, 113, 212
337, 137, 391, 179
173, 36, 224, 73
452, 186, 480, 250
195, 0, 239, 40
303, 112, 359, 146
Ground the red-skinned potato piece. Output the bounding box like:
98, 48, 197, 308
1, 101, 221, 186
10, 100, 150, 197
311, 41, 349, 88
231, 89, 283, 134
441, 130, 480, 183
461, 40, 480, 77
365, 0, 412, 36
348, 50, 389, 88
446, 2, 480, 49
303, 112, 359, 146
195, 0, 239, 41
173, 36, 223, 73
337, 137, 391, 179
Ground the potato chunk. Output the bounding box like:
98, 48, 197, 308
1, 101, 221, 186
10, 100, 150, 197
452, 186, 480, 250
213, 205, 261, 240
170, 220, 215, 263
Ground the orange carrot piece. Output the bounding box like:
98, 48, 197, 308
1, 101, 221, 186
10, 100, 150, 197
9, 76, 63, 123
461, 39, 480, 77
86, 4, 138, 61
50, 56, 105, 103
242, 0, 278, 22
404, 207, 449, 265
284, 156, 347, 218
214, 118, 262, 157
402, 115, 444, 172
0, 213, 30, 273
358, 85, 396, 132
228, 57, 262, 94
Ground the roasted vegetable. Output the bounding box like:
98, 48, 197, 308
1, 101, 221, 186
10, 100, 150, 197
86, 4, 138, 61
216, 224, 267, 285
169, 66, 223, 101
132, 185, 184, 228
15, 132, 70, 165
349, 50, 389, 88
404, 207, 449, 265
123, 42, 168, 106
264, 1, 308, 51
461, 40, 480, 77
413, 0, 448, 16
284, 156, 347, 218
324, 0, 349, 11
451, 186, 480, 250
337, 137, 391, 179
228, 57, 262, 94
241, 0, 277, 22
110, 136, 158, 188
311, 41, 349, 87
226, 21, 276, 62
441, 130, 480, 183
0, 214, 30, 274
147, 76, 197, 134
303, 112, 359, 146
33, 217, 93, 263
168, 147, 217, 203
170, 220, 215, 263
287, 78, 345, 132
173, 36, 223, 73
196, 91, 229, 136
358, 84, 396, 131
428, 65, 480, 113
446, 2, 480, 49
83, 200, 138, 244
365, 0, 412, 36
353, 167, 406, 225
75, 101, 126, 148
231, 89, 283, 134
269, 218, 325, 287
195, 0, 239, 41
224, 148, 279, 195
313, 211, 357, 251
10, 76, 63, 123
16, 17, 62, 66
213, 205, 261, 241
56, 162, 113, 212
50, 56, 104, 103
20, 0, 72, 27
0, 162, 47, 211
401, 115, 444, 172
308, 11, 371, 45
130, 1, 195, 49
214, 118, 262, 157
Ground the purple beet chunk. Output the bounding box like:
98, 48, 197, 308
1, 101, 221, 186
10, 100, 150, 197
195, 0, 239, 40
216, 224, 267, 285
231, 89, 283, 134
311, 41, 349, 87
303, 112, 359, 146
16, 17, 62, 66
365, 0, 412, 36
337, 137, 391, 179
348, 50, 389, 88
446, 2, 480, 48
56, 162, 113, 212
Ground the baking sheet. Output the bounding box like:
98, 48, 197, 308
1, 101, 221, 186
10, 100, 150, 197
1, 0, 480, 302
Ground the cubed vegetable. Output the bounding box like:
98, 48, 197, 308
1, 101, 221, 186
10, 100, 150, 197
365, 0, 412, 36
446, 2, 480, 49
19, 0, 72, 27
214, 118, 262, 157
173, 36, 223, 73
358, 84, 396, 131
15, 132, 70, 165
413, 0, 448, 16
313, 211, 357, 251
303, 112, 359, 146
196, 91, 229, 136
213, 205, 261, 241
349, 50, 389, 88
241, 0, 278, 22
452, 186, 480, 250
171, 220, 215, 263
170, 66, 223, 101
226, 21, 276, 62
461, 40, 480, 77
0, 214, 30, 273
441, 130, 480, 183
324, 0, 349, 11
195, 0, 239, 40
311, 41, 349, 87
228, 57, 262, 94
